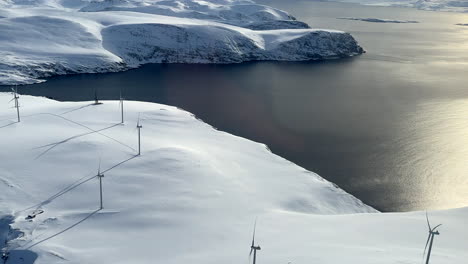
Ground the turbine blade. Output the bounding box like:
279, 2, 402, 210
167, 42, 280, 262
422, 233, 431, 261
426, 211, 431, 231
137, 113, 141, 127
432, 224, 442, 232
251, 218, 257, 247
98, 157, 102, 174
249, 247, 253, 257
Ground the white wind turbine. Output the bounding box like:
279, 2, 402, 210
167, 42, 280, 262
97, 159, 105, 210
10, 86, 20, 122
249, 219, 261, 264
136, 114, 142, 155
423, 212, 442, 264
119, 88, 124, 124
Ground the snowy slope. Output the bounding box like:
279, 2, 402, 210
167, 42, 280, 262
329, 0, 468, 12
0, 94, 467, 264
0, 0, 364, 85
0, 93, 378, 264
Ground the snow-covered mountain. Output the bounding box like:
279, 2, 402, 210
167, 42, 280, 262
329, 0, 468, 12
1, 93, 467, 264
0, 0, 364, 85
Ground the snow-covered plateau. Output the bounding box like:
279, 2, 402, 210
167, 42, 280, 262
329, 0, 468, 12
1, 93, 468, 264
0, 0, 365, 85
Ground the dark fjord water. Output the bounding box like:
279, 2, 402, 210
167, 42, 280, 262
2, 2, 468, 212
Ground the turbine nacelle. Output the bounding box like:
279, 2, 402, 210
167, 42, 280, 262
251, 245, 261, 251
137, 113, 143, 129
97, 159, 104, 177
428, 223, 442, 234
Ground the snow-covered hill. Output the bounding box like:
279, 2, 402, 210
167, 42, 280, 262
1, 94, 468, 264
0, 0, 364, 85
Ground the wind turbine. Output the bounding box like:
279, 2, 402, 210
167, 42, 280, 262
93, 87, 102, 105
97, 159, 104, 210
423, 212, 442, 264
1, 250, 9, 264
10, 85, 20, 122
119, 88, 124, 124
249, 219, 261, 264
136, 114, 142, 155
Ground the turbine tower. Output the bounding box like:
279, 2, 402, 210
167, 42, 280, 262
97, 160, 104, 210
249, 219, 261, 264
423, 212, 442, 264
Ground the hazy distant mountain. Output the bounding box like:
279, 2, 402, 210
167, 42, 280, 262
329, 0, 468, 12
